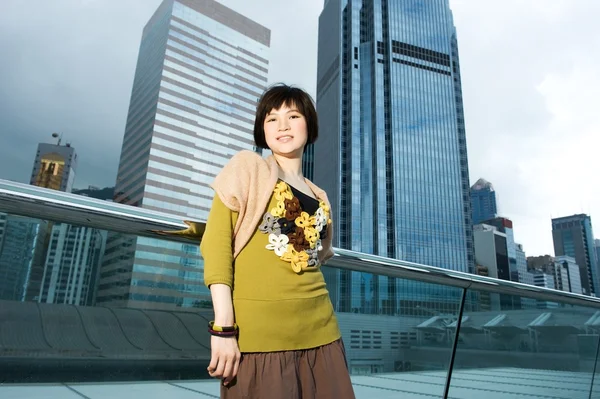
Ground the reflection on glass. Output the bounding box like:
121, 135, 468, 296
326, 266, 462, 398
449, 291, 600, 398
0, 213, 212, 383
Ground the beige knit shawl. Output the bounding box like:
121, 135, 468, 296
211, 150, 335, 264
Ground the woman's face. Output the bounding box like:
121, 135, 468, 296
263, 103, 308, 158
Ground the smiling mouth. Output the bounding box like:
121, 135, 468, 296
277, 135, 293, 141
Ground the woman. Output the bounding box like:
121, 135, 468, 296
201, 83, 355, 398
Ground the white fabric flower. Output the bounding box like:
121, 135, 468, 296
316, 239, 323, 252
315, 211, 328, 232
266, 233, 289, 256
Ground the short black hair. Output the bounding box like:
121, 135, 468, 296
253, 83, 318, 150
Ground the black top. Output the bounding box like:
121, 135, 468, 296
280, 180, 328, 240
287, 183, 319, 215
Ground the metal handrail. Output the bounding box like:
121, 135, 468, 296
2, 178, 600, 309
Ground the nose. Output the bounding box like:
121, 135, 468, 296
278, 118, 290, 131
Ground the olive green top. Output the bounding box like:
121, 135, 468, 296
201, 181, 341, 352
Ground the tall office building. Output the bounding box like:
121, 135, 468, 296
482, 217, 518, 282
527, 255, 582, 296
595, 239, 600, 281
30, 142, 77, 192
38, 224, 107, 306
473, 223, 516, 310
530, 271, 558, 308
0, 216, 49, 301
97, 0, 270, 310
515, 243, 536, 309
313, 0, 472, 314
552, 214, 598, 296
555, 256, 582, 295
470, 178, 497, 225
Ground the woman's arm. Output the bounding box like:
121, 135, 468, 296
201, 196, 240, 386
210, 283, 234, 326
207, 283, 239, 386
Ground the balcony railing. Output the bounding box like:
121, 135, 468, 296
1, 178, 599, 398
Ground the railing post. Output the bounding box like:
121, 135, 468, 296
588, 331, 600, 399
443, 286, 468, 399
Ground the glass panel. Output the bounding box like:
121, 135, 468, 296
322, 266, 465, 398
0, 213, 212, 383
592, 334, 600, 398
448, 290, 600, 398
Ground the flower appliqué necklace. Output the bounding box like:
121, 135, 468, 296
259, 181, 331, 273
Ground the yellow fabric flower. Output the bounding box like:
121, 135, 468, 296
274, 181, 293, 201
280, 246, 309, 273
276, 190, 293, 201
274, 181, 289, 193
319, 200, 330, 214
271, 201, 286, 218
295, 212, 315, 228
304, 226, 319, 248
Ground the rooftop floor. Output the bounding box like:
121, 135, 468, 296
1, 367, 596, 399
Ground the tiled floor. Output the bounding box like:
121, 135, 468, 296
0, 368, 596, 398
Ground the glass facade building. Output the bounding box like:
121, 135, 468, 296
552, 214, 598, 296
38, 224, 106, 306
313, 0, 473, 315
470, 177, 497, 225
97, 0, 270, 310
482, 217, 518, 283
0, 215, 49, 301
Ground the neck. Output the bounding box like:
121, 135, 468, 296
273, 153, 304, 182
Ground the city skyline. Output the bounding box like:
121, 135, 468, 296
0, 0, 598, 258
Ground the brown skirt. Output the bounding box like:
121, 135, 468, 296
221, 339, 356, 399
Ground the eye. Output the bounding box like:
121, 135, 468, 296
266, 118, 276, 122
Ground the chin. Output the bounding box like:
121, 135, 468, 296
272, 147, 304, 158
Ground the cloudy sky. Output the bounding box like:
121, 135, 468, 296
0, 0, 598, 257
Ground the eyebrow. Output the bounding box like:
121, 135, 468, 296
267, 109, 300, 116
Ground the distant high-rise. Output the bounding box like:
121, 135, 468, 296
552, 214, 598, 296
0, 215, 48, 301
312, 0, 473, 315
482, 217, 518, 282
530, 271, 558, 308
38, 224, 106, 306
473, 223, 517, 310
555, 255, 583, 295
97, 0, 270, 310
595, 239, 600, 282
30, 141, 77, 192
470, 178, 497, 225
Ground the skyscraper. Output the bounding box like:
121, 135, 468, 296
552, 214, 598, 296
38, 224, 106, 306
482, 217, 518, 282
0, 215, 48, 301
313, 0, 472, 314
30, 141, 77, 192
471, 178, 498, 225
595, 239, 600, 282
113, 0, 269, 215
473, 223, 516, 310
97, 0, 270, 310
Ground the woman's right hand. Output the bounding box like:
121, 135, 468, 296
207, 335, 241, 386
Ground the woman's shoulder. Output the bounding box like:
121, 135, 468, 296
212, 150, 272, 211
